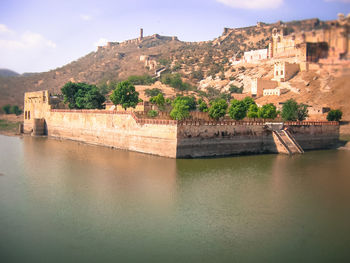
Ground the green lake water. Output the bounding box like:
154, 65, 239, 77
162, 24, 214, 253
1, 135, 350, 262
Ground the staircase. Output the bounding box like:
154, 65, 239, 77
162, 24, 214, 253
273, 129, 304, 154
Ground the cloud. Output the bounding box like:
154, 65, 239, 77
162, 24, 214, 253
94, 37, 108, 47
0, 24, 14, 34
0, 31, 56, 50
216, 0, 283, 9
80, 14, 92, 21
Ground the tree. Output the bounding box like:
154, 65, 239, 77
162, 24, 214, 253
10, 105, 22, 116
61, 82, 105, 109
172, 96, 196, 111
170, 100, 190, 120
327, 109, 342, 121
297, 103, 309, 121
247, 104, 259, 119
198, 101, 208, 112
150, 93, 165, 110
229, 85, 243, 94
127, 74, 155, 85
228, 99, 247, 120
281, 99, 298, 121
242, 97, 256, 110
209, 99, 228, 120
110, 81, 139, 110
258, 103, 278, 119
2, 104, 11, 114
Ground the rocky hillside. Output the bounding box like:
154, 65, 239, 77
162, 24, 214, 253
0, 17, 343, 109
0, 69, 20, 77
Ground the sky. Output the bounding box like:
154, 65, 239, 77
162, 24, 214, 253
0, 0, 349, 74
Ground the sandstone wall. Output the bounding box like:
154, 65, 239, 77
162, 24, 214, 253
176, 122, 277, 158
46, 110, 178, 158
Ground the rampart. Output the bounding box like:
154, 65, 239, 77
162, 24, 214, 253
23, 90, 339, 158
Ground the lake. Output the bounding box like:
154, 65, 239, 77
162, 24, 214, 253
1, 135, 350, 262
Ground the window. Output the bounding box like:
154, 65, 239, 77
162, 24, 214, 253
25, 111, 27, 119
280, 70, 283, 75
28, 111, 30, 120
276, 71, 279, 76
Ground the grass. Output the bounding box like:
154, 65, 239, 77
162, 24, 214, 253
0, 119, 21, 134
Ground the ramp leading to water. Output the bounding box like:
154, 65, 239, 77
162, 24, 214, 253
273, 129, 304, 154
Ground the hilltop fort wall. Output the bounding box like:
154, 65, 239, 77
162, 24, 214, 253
23, 90, 339, 158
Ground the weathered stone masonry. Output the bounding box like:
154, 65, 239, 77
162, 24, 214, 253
24, 90, 339, 158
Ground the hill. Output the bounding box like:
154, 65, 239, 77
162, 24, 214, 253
0, 69, 20, 77
0, 16, 348, 123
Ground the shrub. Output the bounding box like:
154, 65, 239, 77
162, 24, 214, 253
147, 110, 158, 118
198, 101, 208, 112
145, 88, 163, 97
247, 104, 259, 119
150, 93, 165, 110
229, 85, 243, 94
10, 105, 22, 116
172, 96, 196, 111
127, 74, 155, 85
2, 104, 11, 114
209, 99, 228, 120
170, 100, 190, 120
327, 109, 342, 121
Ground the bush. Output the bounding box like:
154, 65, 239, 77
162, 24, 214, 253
228, 99, 247, 120
145, 88, 163, 97
10, 105, 22, 116
191, 70, 204, 81
327, 109, 342, 121
209, 99, 228, 120
160, 73, 192, 91
147, 110, 158, 118
229, 85, 243, 94
2, 104, 11, 114
127, 74, 155, 85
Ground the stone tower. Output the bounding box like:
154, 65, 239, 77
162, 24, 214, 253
140, 28, 143, 40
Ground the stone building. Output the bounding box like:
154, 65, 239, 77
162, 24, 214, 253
243, 49, 268, 63
272, 61, 300, 82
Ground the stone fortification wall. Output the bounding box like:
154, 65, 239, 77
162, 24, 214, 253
47, 110, 178, 158
286, 122, 339, 150
176, 121, 276, 158
176, 120, 339, 158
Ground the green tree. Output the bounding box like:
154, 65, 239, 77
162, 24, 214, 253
198, 101, 208, 112
297, 103, 309, 121
229, 85, 243, 94
172, 96, 196, 111
10, 105, 22, 116
327, 109, 342, 121
2, 104, 11, 114
281, 99, 298, 121
258, 103, 278, 119
61, 82, 105, 109
170, 100, 190, 120
247, 104, 259, 119
127, 74, 155, 85
242, 97, 256, 110
150, 93, 165, 110
209, 99, 228, 120
228, 99, 247, 120
110, 81, 139, 110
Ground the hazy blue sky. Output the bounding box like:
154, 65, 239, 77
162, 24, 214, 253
0, 0, 349, 73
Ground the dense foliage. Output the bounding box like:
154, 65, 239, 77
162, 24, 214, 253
258, 103, 278, 119
61, 82, 105, 109
209, 99, 228, 120
2, 104, 11, 114
327, 109, 342, 121
150, 93, 165, 110
160, 73, 193, 91
198, 99, 208, 112
228, 99, 247, 120
109, 81, 139, 110
281, 99, 309, 121
247, 104, 259, 119
172, 96, 196, 111
170, 100, 190, 120
10, 105, 22, 115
